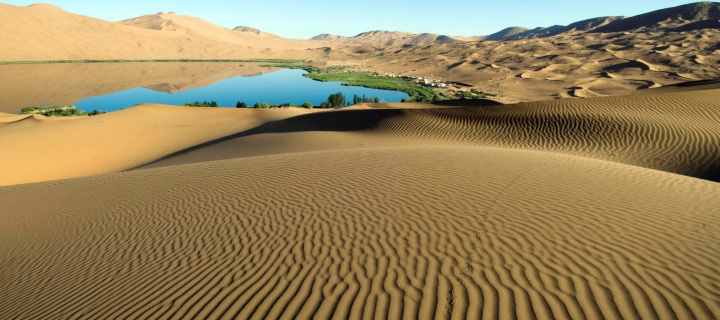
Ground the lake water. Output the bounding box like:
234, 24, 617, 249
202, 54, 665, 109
75, 69, 408, 111
0, 63, 409, 113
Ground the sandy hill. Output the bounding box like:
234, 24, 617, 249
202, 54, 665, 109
1, 84, 719, 185
1, 86, 719, 319
0, 3, 256, 60
354, 10, 720, 102
483, 16, 624, 41
593, 1, 720, 33
313, 30, 464, 48
311, 33, 347, 41
233, 26, 278, 37
118, 12, 295, 48
485, 27, 530, 40
352, 30, 462, 46
480, 2, 720, 41
508, 17, 625, 39
0, 3, 321, 61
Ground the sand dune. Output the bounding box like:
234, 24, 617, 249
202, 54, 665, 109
2, 2, 720, 319
0, 3, 321, 61
359, 25, 720, 102
2, 87, 718, 187
118, 12, 302, 49
0, 104, 314, 186
311, 30, 465, 48
1, 82, 719, 320
2, 146, 719, 319
140, 88, 720, 182
1, 2, 719, 102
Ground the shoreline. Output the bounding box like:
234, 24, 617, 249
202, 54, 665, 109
0, 58, 303, 66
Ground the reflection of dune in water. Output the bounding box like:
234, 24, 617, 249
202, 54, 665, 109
0, 62, 280, 112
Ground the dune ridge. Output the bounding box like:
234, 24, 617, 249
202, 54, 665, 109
1, 87, 718, 187
140, 88, 720, 183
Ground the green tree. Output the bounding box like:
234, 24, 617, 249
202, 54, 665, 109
302, 102, 313, 109
327, 92, 346, 108
236, 102, 248, 108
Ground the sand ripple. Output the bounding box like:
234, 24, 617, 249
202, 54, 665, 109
2, 148, 719, 319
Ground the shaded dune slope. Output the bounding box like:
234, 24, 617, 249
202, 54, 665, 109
2, 147, 719, 319
142, 89, 720, 182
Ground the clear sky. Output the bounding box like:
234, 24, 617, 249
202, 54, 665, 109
3, 0, 701, 38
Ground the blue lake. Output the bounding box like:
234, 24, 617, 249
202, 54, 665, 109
73, 69, 409, 111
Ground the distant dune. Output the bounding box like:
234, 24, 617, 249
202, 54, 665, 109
1, 2, 719, 102
1, 84, 719, 318
318, 30, 464, 47
485, 27, 530, 41
592, 1, 720, 33
118, 13, 285, 47
0, 3, 320, 61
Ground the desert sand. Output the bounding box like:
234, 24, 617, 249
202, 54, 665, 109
1, 82, 719, 319
1, 2, 719, 102
1, 1, 720, 319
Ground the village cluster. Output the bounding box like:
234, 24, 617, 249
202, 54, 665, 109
383, 74, 450, 87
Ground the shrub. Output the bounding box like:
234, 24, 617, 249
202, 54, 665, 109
20, 105, 89, 117
184, 101, 218, 107
327, 92, 346, 108
236, 101, 248, 108
352, 94, 380, 105
302, 102, 313, 109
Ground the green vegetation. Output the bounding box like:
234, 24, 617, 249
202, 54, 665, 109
252, 102, 296, 109
0, 59, 303, 66
189, 92, 384, 111
353, 94, 380, 104
185, 101, 218, 107
262, 62, 444, 102
324, 92, 346, 108
306, 73, 437, 102
459, 88, 497, 100
20, 106, 106, 117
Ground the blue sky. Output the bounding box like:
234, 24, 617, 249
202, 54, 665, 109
4, 0, 700, 38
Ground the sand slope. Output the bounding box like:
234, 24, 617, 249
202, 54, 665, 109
0, 3, 318, 61
1, 147, 719, 319
0, 104, 314, 186
2, 87, 719, 187
1, 86, 720, 319
141, 89, 720, 183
